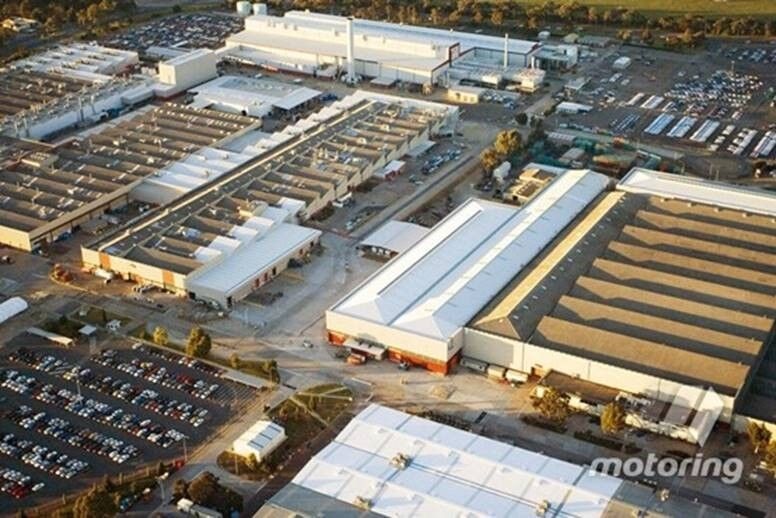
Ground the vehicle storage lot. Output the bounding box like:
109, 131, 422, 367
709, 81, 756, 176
0, 334, 260, 513
103, 12, 244, 55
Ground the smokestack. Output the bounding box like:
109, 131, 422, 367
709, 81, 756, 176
503, 33, 509, 69
346, 17, 356, 83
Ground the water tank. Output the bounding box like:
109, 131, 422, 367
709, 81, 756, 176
236, 1, 251, 16
252, 3, 267, 15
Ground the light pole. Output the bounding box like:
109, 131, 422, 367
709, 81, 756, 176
156, 477, 166, 503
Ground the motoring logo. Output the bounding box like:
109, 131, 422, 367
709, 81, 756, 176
590, 386, 738, 484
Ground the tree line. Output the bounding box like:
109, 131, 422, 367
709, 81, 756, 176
0, 0, 135, 37
266, 0, 776, 38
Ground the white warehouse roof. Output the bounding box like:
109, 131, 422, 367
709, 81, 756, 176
233, 420, 285, 458
330, 170, 609, 342
281, 11, 540, 56
190, 75, 321, 117
359, 220, 430, 256
619, 168, 776, 217
292, 404, 623, 517
0, 297, 28, 325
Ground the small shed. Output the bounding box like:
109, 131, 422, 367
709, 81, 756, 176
232, 420, 286, 461
492, 161, 511, 183
358, 221, 430, 259
447, 84, 484, 104
376, 160, 406, 181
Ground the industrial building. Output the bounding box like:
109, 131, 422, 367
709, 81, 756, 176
189, 75, 321, 118
156, 48, 218, 96
222, 11, 548, 86
81, 91, 455, 307
0, 103, 258, 251
469, 168, 776, 433
326, 170, 610, 373
9, 43, 138, 76
327, 167, 776, 435
0, 43, 154, 140
272, 403, 736, 518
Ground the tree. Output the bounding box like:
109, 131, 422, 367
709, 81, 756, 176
490, 9, 504, 27
480, 147, 502, 173
188, 471, 243, 515
186, 326, 212, 358
763, 441, 776, 472
267, 360, 280, 384
534, 387, 570, 423
493, 129, 522, 158
246, 453, 261, 472
173, 479, 189, 500
73, 487, 117, 518
746, 422, 771, 454
600, 401, 627, 435
229, 353, 241, 369
515, 112, 529, 126
152, 326, 169, 347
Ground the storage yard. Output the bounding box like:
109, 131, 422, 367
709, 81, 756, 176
103, 13, 245, 57
548, 44, 776, 181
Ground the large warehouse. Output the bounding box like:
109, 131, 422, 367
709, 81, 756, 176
82, 91, 455, 307
0, 103, 258, 252
326, 169, 611, 373
274, 403, 736, 518
0, 43, 152, 140
469, 168, 776, 429
223, 10, 544, 86
327, 168, 776, 433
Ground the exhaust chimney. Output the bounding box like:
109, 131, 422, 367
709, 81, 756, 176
503, 33, 509, 69
346, 17, 356, 84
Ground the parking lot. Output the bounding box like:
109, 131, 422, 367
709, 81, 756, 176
102, 12, 244, 56
0, 334, 261, 512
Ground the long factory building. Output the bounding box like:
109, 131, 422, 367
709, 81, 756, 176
222, 10, 573, 86
261, 403, 739, 518
81, 91, 457, 307
326, 168, 776, 435
0, 43, 156, 141
0, 103, 259, 251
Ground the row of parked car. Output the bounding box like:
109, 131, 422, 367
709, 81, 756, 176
420, 147, 463, 176
0, 468, 44, 501
8, 406, 139, 464
0, 432, 89, 479
1, 370, 185, 449
134, 343, 224, 378
94, 349, 220, 401
11, 348, 208, 428
73, 367, 208, 428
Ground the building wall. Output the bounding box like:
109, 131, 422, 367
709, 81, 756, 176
0, 226, 32, 252
325, 310, 460, 370
462, 327, 736, 421
158, 51, 218, 92
186, 234, 320, 307
81, 247, 188, 293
